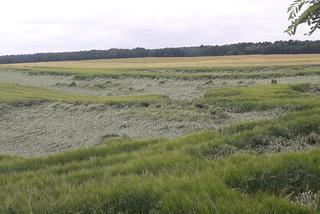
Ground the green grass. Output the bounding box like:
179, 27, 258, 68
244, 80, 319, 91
195, 84, 320, 112
1, 82, 320, 213
0, 83, 160, 105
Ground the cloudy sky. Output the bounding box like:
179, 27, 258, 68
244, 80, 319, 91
0, 0, 319, 55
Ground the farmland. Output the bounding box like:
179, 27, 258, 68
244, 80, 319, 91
1, 55, 320, 213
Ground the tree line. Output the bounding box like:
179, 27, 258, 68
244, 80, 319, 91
1, 40, 320, 64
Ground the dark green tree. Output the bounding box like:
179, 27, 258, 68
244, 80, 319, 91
286, 0, 320, 35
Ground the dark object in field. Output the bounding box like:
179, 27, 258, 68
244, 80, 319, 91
140, 102, 150, 108
102, 134, 120, 139
119, 123, 128, 129
271, 79, 278, 84
69, 82, 77, 87
195, 103, 208, 109
203, 80, 213, 86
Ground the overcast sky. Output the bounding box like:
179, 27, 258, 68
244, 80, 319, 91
0, 0, 319, 55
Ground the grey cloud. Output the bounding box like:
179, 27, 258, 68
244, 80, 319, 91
0, 0, 319, 55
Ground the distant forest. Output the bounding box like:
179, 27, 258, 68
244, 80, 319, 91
1, 40, 320, 64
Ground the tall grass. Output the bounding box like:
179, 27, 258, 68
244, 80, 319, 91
1, 84, 320, 213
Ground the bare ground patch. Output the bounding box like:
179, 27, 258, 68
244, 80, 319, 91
0, 103, 212, 156
0, 102, 285, 157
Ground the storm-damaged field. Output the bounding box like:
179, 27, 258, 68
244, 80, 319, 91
1, 55, 320, 213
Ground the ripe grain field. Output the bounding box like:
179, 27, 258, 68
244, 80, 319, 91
1, 55, 320, 213
3, 54, 320, 69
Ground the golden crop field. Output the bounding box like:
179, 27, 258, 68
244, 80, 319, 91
2, 54, 320, 69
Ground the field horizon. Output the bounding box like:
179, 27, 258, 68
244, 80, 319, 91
2, 54, 320, 69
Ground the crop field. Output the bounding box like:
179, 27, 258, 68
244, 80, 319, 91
1, 54, 320, 213
3, 54, 320, 69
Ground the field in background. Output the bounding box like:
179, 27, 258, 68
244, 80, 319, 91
3, 54, 320, 69
1, 55, 320, 213
2, 54, 320, 81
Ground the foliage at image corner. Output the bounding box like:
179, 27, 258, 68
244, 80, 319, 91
286, 0, 320, 35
